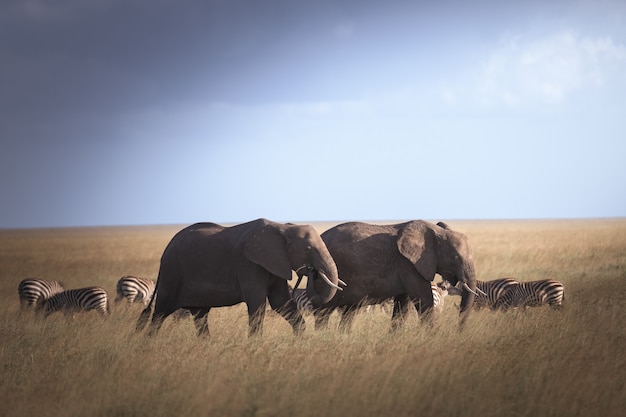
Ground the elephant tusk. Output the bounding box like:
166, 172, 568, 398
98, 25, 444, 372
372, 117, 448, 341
338, 278, 347, 287
476, 287, 487, 297
462, 282, 480, 297
319, 271, 343, 291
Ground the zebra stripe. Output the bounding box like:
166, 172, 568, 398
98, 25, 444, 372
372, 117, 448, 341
290, 288, 313, 313
499, 279, 565, 309
475, 278, 519, 310
18, 278, 64, 308
41, 287, 110, 316
445, 278, 519, 310
115, 276, 155, 305
431, 283, 447, 312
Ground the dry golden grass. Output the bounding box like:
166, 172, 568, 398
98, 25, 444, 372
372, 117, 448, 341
0, 219, 624, 417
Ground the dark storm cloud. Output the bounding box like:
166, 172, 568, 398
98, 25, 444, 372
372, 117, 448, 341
0, 0, 529, 123
1, 0, 260, 118
0, 0, 363, 121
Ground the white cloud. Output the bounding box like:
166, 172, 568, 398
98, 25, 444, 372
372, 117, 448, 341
477, 31, 626, 107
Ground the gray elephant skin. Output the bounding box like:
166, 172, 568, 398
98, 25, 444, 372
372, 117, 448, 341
136, 218, 340, 337
313, 220, 477, 331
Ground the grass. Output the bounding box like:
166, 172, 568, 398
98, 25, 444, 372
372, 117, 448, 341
0, 219, 624, 417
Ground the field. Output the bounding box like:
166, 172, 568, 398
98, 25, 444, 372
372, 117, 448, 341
0, 219, 624, 417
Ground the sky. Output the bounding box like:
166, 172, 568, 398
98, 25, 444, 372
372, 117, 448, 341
1, 0, 625, 228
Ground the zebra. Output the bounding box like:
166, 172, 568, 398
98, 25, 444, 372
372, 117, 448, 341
18, 278, 65, 309
40, 287, 110, 317
497, 279, 565, 310
290, 288, 313, 314
115, 276, 155, 305
445, 278, 519, 310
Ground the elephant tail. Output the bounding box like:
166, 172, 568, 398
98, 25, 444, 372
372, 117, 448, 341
136, 287, 156, 332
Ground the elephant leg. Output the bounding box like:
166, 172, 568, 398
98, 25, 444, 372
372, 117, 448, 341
413, 297, 434, 326
188, 308, 210, 337
413, 281, 435, 327
245, 298, 267, 337
147, 312, 167, 336
147, 301, 179, 336
391, 294, 411, 331
338, 305, 358, 333
136, 305, 151, 332
268, 290, 305, 336
270, 300, 306, 335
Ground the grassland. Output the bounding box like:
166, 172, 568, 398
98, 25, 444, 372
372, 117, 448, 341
0, 219, 624, 417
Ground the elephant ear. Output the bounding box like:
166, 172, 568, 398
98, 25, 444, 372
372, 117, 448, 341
396, 222, 437, 282
243, 223, 293, 281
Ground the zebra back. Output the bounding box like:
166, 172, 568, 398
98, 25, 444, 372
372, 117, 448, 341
115, 276, 155, 305
42, 287, 110, 317
18, 278, 64, 308
476, 278, 519, 309
501, 279, 565, 309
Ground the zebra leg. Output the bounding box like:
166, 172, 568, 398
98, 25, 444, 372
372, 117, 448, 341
100, 298, 110, 317
493, 292, 512, 311
126, 299, 135, 307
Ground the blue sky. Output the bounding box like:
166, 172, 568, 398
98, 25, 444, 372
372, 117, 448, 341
1, 0, 625, 228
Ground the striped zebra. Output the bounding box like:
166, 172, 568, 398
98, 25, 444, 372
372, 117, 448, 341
497, 279, 565, 310
446, 278, 519, 310
290, 288, 313, 314
18, 278, 64, 308
115, 276, 155, 305
40, 287, 110, 317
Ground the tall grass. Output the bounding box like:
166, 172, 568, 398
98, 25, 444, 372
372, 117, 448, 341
0, 219, 624, 417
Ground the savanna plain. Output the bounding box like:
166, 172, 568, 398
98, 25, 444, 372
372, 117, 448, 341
0, 219, 624, 417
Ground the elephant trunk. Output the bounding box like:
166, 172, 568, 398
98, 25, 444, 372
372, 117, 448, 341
305, 252, 341, 308
457, 260, 477, 315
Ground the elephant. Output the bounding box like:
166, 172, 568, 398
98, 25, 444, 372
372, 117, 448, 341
136, 218, 342, 337
311, 220, 478, 331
